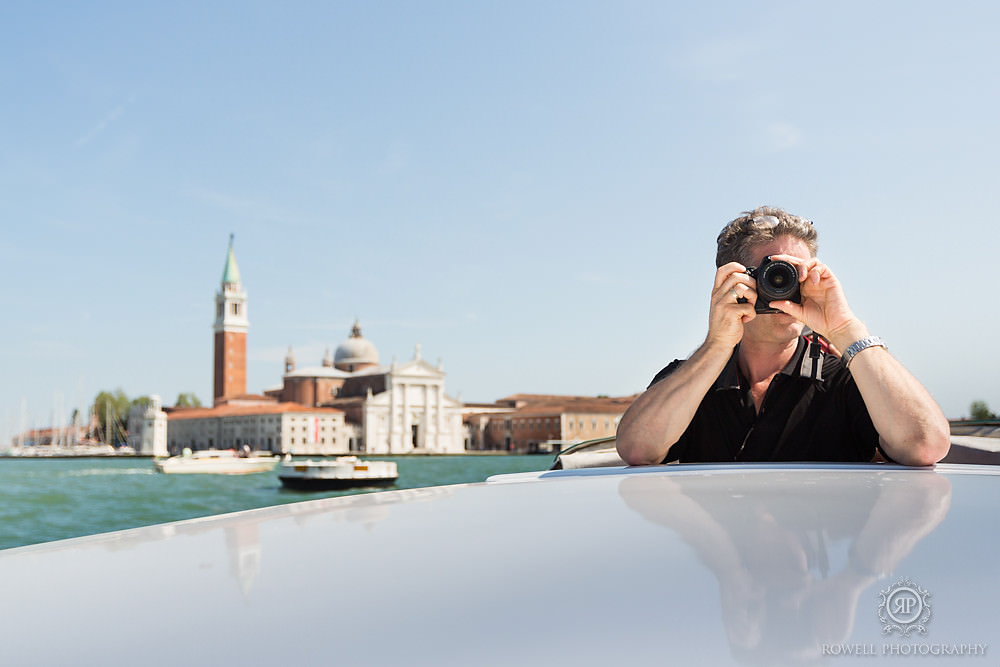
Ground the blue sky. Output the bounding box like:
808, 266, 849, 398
2, 1, 999, 441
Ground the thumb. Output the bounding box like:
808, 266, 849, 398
771, 300, 805, 321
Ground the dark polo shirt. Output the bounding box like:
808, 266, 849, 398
649, 337, 883, 463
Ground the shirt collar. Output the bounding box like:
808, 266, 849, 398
714, 336, 811, 391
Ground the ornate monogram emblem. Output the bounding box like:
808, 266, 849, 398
878, 577, 932, 637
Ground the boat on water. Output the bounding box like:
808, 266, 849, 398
154, 448, 279, 474
278, 455, 398, 490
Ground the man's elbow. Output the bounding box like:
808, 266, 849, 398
915, 432, 951, 466
616, 428, 665, 466
889, 427, 951, 466
619, 448, 662, 467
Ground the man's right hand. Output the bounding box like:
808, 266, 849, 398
617, 263, 757, 465
707, 262, 758, 349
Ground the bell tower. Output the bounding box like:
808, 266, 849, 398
213, 234, 249, 404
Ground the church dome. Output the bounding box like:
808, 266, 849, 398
334, 321, 379, 372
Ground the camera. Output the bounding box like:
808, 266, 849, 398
746, 256, 800, 314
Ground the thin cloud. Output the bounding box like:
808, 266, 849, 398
75, 94, 136, 148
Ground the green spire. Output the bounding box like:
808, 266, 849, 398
221, 233, 242, 287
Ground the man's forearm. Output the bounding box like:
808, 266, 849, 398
616, 340, 733, 465
830, 323, 950, 466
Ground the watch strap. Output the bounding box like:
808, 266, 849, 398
843, 336, 887, 368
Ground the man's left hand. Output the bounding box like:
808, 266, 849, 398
766, 254, 865, 349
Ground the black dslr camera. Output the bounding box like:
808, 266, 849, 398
746, 256, 800, 314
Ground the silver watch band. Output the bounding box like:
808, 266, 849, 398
843, 336, 887, 368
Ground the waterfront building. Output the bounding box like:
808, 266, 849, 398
127, 395, 169, 457
165, 238, 464, 455
8, 423, 90, 449
464, 394, 635, 453
334, 344, 465, 454
267, 329, 466, 454
167, 403, 348, 455
164, 236, 628, 456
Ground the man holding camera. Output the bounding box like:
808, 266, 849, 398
616, 206, 950, 466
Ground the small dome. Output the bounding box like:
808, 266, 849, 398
334, 321, 379, 372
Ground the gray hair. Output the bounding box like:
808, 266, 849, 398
715, 206, 817, 267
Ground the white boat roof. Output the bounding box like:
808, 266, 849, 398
1, 463, 998, 665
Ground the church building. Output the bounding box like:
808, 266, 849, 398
267, 326, 465, 455
165, 237, 466, 455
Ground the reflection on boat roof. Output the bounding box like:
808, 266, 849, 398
0, 462, 997, 664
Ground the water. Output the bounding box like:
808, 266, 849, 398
0, 454, 553, 550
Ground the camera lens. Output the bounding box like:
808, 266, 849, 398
759, 261, 798, 299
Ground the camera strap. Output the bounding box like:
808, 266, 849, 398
799, 331, 825, 381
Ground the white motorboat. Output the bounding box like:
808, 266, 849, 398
4, 432, 999, 664
278, 456, 398, 490
154, 448, 279, 474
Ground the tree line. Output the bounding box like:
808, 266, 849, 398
91, 390, 202, 445
968, 400, 998, 421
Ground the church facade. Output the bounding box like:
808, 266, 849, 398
355, 350, 465, 455
270, 334, 466, 455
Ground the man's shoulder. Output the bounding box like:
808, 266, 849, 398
648, 359, 686, 389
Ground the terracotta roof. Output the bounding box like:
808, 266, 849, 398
168, 402, 343, 421
524, 402, 629, 415
210, 393, 279, 405
324, 396, 368, 409
495, 393, 636, 407
467, 396, 636, 418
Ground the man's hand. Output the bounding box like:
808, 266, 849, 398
765, 254, 863, 349
617, 262, 755, 466
766, 254, 949, 465
708, 262, 759, 348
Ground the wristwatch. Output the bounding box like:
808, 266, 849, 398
843, 336, 887, 368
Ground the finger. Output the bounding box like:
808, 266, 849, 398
790, 257, 832, 286
768, 254, 814, 283
713, 272, 748, 298
721, 271, 756, 291
713, 287, 749, 309
714, 262, 748, 289
771, 300, 804, 320
808, 261, 830, 285
734, 282, 757, 305
719, 277, 757, 305
801, 258, 820, 283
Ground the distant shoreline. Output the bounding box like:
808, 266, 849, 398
0, 450, 544, 460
